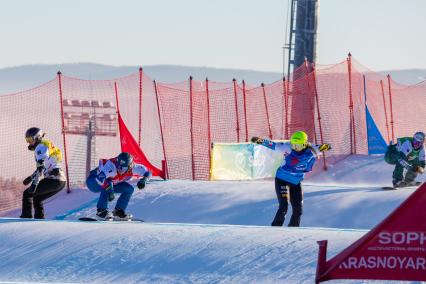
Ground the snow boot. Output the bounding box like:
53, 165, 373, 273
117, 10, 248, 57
95, 208, 113, 221
392, 179, 403, 188
113, 207, 132, 221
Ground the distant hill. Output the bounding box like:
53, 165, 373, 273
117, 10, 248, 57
0, 63, 283, 95
378, 68, 426, 85
0, 63, 425, 95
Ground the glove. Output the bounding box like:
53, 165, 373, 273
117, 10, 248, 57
137, 178, 147, 189
107, 190, 115, 202
95, 171, 107, 185
398, 159, 412, 170
23, 170, 40, 186
415, 166, 425, 174
251, 136, 264, 144
104, 181, 115, 202
23, 175, 33, 186
319, 143, 331, 152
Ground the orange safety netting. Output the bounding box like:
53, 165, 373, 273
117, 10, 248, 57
1, 56, 425, 213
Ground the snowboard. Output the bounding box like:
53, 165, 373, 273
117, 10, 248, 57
382, 181, 421, 190
78, 217, 144, 222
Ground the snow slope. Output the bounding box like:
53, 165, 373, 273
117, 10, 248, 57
0, 155, 424, 283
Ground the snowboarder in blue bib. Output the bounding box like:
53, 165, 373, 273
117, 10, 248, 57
384, 131, 425, 188
252, 131, 330, 227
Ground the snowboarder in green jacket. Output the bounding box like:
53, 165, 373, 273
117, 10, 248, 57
384, 131, 425, 187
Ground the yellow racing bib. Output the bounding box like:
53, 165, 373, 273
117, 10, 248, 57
40, 139, 63, 162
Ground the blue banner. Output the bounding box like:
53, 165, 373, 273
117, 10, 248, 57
366, 106, 388, 154
363, 74, 388, 155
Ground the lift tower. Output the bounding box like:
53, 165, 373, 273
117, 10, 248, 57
286, 0, 319, 78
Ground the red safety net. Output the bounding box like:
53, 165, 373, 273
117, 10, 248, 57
0, 79, 63, 212
288, 63, 317, 142
155, 80, 192, 180
244, 83, 272, 141
191, 79, 211, 180
1, 56, 425, 213
314, 61, 354, 162
262, 80, 286, 140
207, 81, 241, 143
386, 78, 426, 141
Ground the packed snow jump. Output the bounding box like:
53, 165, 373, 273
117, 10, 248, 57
20, 126, 425, 225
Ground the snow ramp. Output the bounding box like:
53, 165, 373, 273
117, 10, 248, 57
0, 218, 368, 283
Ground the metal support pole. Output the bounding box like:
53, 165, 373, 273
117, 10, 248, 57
261, 83, 273, 139
387, 74, 395, 142
285, 77, 290, 139
347, 53, 356, 154
205, 78, 212, 179
154, 80, 168, 179
312, 67, 327, 170
138, 67, 143, 146
86, 121, 93, 178
380, 80, 391, 143
189, 76, 195, 180
232, 79, 240, 142
57, 71, 71, 193
242, 80, 249, 142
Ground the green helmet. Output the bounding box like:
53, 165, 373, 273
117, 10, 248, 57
290, 131, 308, 147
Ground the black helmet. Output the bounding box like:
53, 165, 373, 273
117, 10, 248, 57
116, 152, 134, 173
25, 127, 44, 145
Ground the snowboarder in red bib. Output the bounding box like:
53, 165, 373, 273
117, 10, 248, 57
252, 131, 330, 227
384, 131, 425, 188
86, 152, 151, 220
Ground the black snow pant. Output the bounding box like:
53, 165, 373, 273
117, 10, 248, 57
271, 178, 303, 227
20, 178, 66, 219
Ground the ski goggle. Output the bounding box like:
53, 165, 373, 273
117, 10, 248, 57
25, 136, 35, 144
413, 139, 423, 149
118, 161, 134, 173
117, 165, 129, 173
291, 143, 306, 152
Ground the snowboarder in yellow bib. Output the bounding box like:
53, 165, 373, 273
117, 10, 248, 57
20, 127, 66, 219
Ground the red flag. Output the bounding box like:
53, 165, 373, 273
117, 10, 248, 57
118, 113, 164, 179
316, 183, 426, 283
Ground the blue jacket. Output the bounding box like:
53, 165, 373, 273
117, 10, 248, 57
260, 140, 317, 185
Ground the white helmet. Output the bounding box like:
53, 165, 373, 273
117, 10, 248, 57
413, 131, 425, 150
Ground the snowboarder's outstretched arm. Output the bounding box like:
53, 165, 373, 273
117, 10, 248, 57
308, 143, 332, 158
251, 137, 291, 154
251, 136, 331, 157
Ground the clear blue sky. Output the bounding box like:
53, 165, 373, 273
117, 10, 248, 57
1, 0, 425, 72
